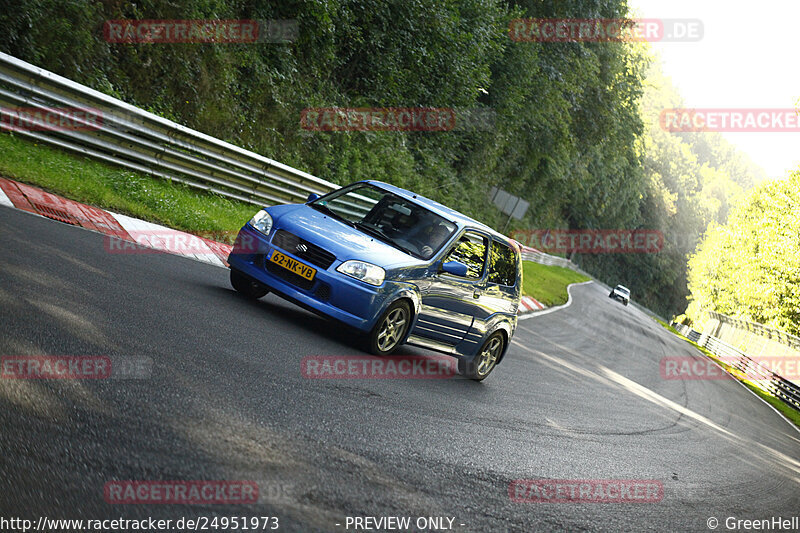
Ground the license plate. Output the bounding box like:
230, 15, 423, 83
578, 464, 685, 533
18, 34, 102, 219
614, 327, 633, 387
269, 250, 317, 281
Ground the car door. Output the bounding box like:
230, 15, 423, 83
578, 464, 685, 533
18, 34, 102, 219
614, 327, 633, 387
412, 230, 490, 346
452, 238, 521, 355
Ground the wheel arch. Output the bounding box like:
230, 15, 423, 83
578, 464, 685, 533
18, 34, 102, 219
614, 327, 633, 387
384, 286, 421, 343
491, 321, 513, 364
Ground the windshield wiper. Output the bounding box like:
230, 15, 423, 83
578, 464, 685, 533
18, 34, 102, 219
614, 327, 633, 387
310, 203, 360, 229
354, 222, 418, 257
310, 202, 338, 218
355, 221, 391, 240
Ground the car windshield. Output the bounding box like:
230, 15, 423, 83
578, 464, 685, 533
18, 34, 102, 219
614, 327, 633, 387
310, 183, 457, 259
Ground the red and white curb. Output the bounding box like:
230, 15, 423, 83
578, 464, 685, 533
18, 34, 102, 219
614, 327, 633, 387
107, 211, 229, 267
0, 177, 232, 268
519, 296, 545, 313
0, 184, 12, 208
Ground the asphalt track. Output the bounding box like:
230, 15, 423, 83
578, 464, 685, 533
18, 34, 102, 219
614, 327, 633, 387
1, 205, 799, 532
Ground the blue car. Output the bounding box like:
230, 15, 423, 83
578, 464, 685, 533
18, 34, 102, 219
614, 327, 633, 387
227, 180, 522, 380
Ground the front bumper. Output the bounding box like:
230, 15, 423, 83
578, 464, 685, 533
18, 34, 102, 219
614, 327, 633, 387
228, 225, 388, 332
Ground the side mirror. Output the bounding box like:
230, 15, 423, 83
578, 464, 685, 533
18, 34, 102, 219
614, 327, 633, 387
441, 260, 469, 277
306, 193, 320, 203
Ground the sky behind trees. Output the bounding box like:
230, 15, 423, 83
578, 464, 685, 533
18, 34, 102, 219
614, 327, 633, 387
630, 0, 800, 180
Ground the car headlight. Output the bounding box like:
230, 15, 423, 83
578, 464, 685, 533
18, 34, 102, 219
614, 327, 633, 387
336, 260, 385, 286
248, 209, 273, 235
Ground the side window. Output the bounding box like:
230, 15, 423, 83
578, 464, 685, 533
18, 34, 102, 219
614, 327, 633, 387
488, 241, 517, 287
444, 231, 487, 279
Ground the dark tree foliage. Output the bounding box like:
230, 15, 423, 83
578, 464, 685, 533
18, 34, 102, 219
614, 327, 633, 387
0, 0, 762, 317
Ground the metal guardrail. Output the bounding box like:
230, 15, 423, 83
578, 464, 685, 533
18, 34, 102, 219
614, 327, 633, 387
0, 52, 378, 211
671, 322, 800, 411
519, 246, 574, 268
709, 311, 800, 351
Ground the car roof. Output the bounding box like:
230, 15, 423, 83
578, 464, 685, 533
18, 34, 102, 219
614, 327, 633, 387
615, 285, 630, 291
362, 180, 512, 243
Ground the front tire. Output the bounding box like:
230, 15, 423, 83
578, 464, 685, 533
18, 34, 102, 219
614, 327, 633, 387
459, 331, 504, 381
230, 269, 269, 299
367, 300, 411, 355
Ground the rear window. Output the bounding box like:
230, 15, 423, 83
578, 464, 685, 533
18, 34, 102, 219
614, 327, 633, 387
488, 241, 517, 287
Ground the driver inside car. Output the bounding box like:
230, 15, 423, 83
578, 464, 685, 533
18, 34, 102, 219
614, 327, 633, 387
418, 222, 452, 259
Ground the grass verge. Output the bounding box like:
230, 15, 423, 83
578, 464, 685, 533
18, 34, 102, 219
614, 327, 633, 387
656, 319, 800, 428
0, 132, 256, 237
521, 261, 591, 306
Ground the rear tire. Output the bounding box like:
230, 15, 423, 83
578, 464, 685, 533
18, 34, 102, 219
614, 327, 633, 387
367, 300, 411, 355
230, 269, 269, 299
459, 331, 504, 381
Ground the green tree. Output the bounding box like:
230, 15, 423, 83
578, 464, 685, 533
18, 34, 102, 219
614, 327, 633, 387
686, 173, 800, 333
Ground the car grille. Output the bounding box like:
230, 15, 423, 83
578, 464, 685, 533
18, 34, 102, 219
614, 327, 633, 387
271, 230, 336, 269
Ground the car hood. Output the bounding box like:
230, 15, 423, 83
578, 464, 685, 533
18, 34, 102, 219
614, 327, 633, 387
267, 204, 426, 268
